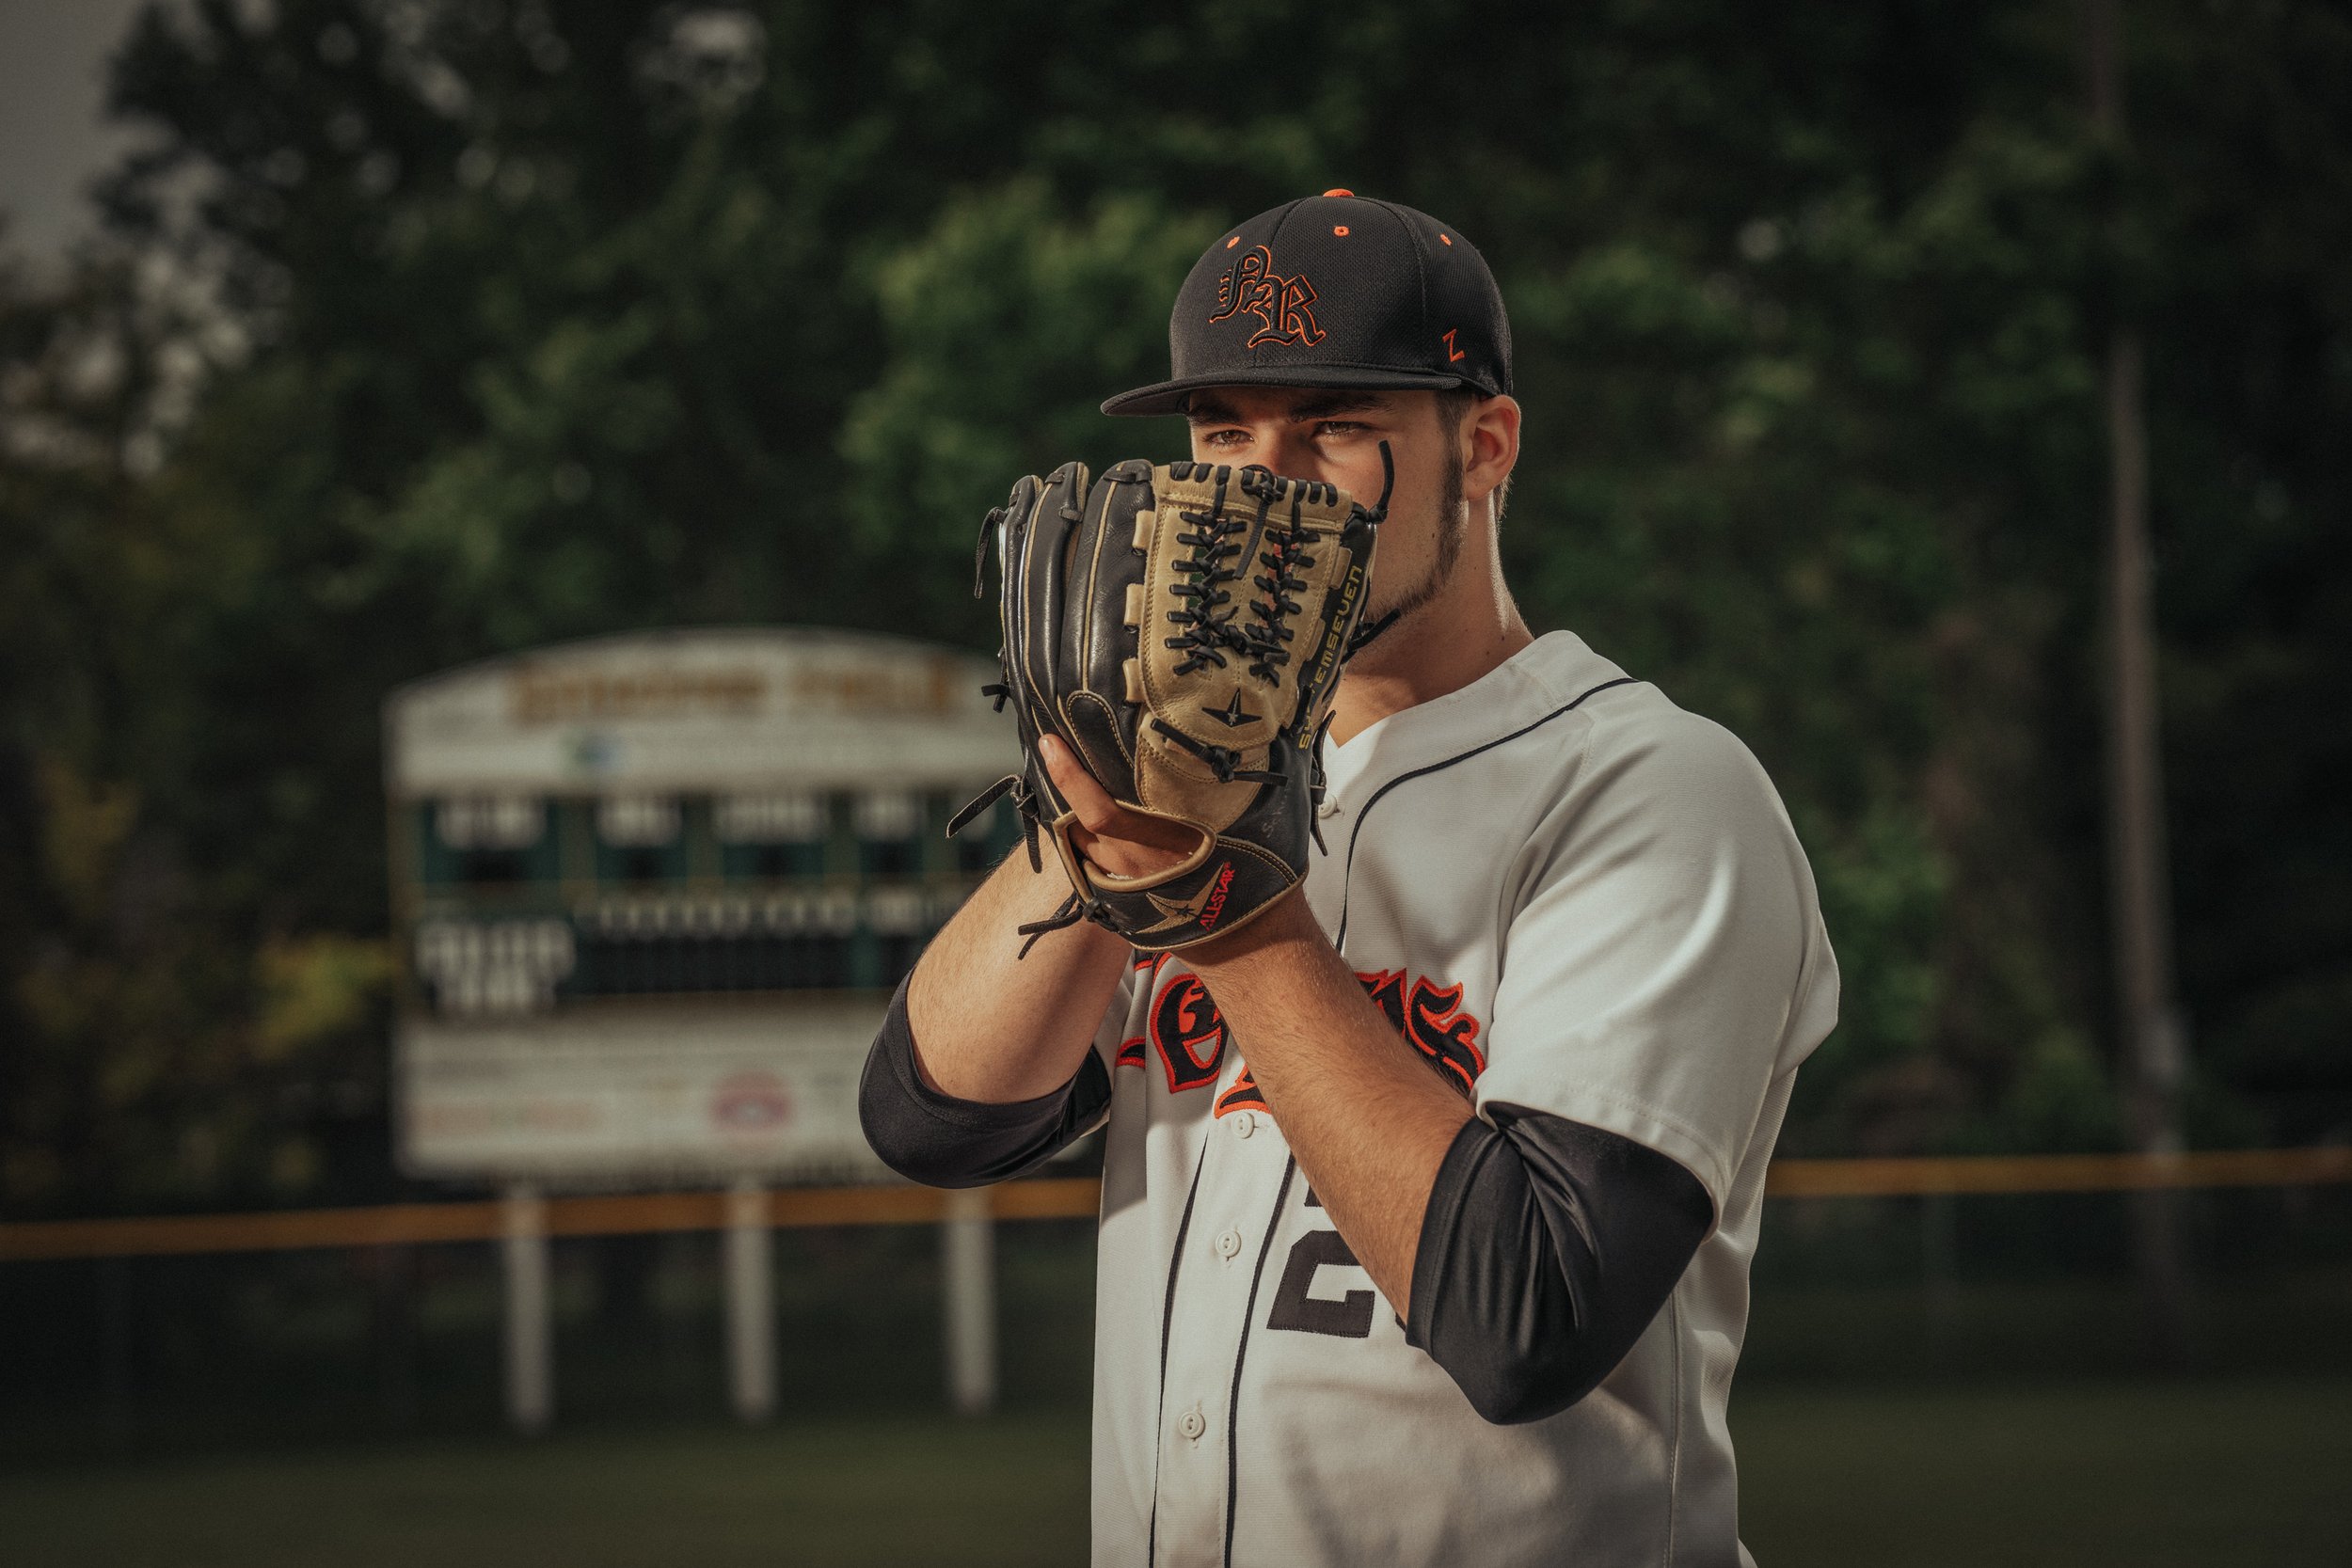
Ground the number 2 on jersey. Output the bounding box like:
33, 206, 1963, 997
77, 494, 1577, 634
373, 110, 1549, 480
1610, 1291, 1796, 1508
1265, 1188, 1375, 1338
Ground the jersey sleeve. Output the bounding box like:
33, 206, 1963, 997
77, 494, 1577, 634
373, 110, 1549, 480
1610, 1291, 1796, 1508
1473, 708, 1832, 1217
1406, 1107, 1712, 1423
856, 966, 1131, 1188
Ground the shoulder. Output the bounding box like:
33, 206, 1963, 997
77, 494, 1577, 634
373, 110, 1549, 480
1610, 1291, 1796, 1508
1587, 694, 1777, 816
1508, 639, 1797, 859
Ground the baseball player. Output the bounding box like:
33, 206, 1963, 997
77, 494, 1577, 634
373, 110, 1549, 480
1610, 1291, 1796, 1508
861, 192, 1839, 1566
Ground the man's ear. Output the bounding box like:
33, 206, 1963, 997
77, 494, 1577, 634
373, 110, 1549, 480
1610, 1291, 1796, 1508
1463, 396, 1521, 508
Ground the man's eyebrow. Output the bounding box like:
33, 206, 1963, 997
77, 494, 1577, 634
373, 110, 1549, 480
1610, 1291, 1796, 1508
1286, 392, 1385, 420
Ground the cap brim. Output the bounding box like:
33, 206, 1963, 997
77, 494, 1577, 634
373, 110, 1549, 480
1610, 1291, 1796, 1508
1100, 364, 1480, 418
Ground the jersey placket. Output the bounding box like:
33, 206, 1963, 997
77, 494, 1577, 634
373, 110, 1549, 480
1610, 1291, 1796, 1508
1149, 1061, 1290, 1568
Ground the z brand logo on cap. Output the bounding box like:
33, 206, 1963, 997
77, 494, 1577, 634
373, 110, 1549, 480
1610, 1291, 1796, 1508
1208, 245, 1326, 349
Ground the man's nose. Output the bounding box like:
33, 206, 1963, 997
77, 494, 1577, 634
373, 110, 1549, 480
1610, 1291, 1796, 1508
1254, 427, 1327, 483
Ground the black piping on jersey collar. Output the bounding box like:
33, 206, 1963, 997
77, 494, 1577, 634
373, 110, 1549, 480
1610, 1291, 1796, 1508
1333, 676, 1641, 951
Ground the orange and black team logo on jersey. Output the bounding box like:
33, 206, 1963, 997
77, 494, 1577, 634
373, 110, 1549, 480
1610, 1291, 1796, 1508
1214, 1066, 1264, 1117
1356, 969, 1487, 1096
1208, 244, 1326, 349
1136, 966, 1485, 1103
1118, 957, 1164, 1070
1149, 973, 1230, 1093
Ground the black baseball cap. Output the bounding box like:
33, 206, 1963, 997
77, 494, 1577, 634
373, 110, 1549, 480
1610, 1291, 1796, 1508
1102, 191, 1512, 418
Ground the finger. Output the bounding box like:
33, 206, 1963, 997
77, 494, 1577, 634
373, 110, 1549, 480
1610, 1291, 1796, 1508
1040, 736, 1204, 865
1041, 736, 1123, 834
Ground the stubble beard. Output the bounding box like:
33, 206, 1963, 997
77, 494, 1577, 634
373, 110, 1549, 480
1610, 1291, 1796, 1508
1365, 442, 1467, 634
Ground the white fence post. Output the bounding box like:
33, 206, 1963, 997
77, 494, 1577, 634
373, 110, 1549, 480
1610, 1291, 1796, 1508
942, 1185, 997, 1417
501, 1183, 552, 1434
724, 1177, 776, 1424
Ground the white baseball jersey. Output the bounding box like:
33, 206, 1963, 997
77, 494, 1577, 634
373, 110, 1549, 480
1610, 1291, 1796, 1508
1079, 628, 1840, 1567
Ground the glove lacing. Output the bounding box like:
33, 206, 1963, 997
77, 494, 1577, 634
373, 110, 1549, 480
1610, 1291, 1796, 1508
1339, 443, 1400, 656
1014, 889, 1089, 957
952, 771, 1093, 958
1146, 718, 1281, 786
1162, 464, 1253, 674
1244, 477, 1319, 682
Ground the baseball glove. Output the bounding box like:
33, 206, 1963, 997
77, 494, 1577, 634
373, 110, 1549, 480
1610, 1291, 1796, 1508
949, 452, 1388, 955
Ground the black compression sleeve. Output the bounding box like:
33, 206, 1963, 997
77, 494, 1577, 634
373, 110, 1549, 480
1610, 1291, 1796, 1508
856, 973, 1113, 1188
1406, 1107, 1714, 1425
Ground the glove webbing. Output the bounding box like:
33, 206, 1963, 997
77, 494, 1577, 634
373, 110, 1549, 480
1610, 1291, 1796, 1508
1164, 464, 1252, 674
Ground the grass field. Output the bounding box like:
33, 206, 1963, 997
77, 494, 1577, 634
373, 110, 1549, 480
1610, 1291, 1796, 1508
1735, 1378, 2352, 1567
2, 1377, 2345, 1567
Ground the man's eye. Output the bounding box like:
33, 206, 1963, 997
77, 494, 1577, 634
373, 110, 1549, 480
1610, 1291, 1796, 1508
1200, 428, 1249, 449
1314, 420, 1366, 437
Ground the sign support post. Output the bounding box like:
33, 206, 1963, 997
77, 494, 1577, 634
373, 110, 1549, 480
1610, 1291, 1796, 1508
724, 1177, 776, 1423
501, 1183, 552, 1433
943, 1186, 997, 1417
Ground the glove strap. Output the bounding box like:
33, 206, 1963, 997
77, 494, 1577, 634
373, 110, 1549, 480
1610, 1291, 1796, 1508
1015, 891, 1088, 958
946, 773, 1020, 838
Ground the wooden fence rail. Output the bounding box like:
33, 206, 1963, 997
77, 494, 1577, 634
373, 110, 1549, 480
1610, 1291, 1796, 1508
3, 1148, 2348, 1264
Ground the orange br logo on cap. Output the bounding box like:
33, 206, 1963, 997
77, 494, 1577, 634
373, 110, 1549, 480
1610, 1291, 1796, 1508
1208, 244, 1326, 350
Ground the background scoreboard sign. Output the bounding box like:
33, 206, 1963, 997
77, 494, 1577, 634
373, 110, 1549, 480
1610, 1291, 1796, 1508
384, 627, 1019, 1183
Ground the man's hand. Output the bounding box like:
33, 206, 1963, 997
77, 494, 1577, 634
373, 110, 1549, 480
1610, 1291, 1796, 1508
1037, 735, 1202, 881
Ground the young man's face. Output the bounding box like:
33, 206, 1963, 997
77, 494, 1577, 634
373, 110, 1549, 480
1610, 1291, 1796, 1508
1184, 386, 1467, 626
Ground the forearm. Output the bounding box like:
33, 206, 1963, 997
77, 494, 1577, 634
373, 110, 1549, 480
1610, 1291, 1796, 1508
907, 842, 1131, 1101
1185, 896, 1471, 1317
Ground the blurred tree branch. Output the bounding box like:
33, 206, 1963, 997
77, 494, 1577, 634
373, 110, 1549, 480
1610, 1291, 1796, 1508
2, 0, 2346, 1215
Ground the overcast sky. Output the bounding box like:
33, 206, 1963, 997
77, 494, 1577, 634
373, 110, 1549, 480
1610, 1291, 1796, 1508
0, 0, 159, 265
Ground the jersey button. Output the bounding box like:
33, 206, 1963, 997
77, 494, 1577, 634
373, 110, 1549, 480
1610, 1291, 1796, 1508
1230, 1111, 1256, 1139
1215, 1227, 1244, 1261
1177, 1405, 1206, 1442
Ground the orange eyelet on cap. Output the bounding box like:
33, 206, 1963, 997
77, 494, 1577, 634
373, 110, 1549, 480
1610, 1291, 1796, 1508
1439, 233, 1454, 245
1226, 236, 1240, 248
1333, 225, 1349, 236
1323, 187, 1353, 197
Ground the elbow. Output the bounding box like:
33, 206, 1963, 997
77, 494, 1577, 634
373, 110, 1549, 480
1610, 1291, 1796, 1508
855, 1039, 989, 1189
1411, 1110, 1713, 1427
1446, 1347, 1614, 1427
854, 1039, 924, 1180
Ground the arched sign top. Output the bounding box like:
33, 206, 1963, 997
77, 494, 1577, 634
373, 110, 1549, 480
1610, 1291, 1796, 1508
385, 626, 1015, 798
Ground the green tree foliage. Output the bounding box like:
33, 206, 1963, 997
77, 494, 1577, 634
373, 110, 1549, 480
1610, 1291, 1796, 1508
2, 0, 2345, 1213
0, 245, 384, 1213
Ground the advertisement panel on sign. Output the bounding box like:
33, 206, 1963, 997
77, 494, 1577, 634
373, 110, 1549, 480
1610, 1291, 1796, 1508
394, 998, 888, 1181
